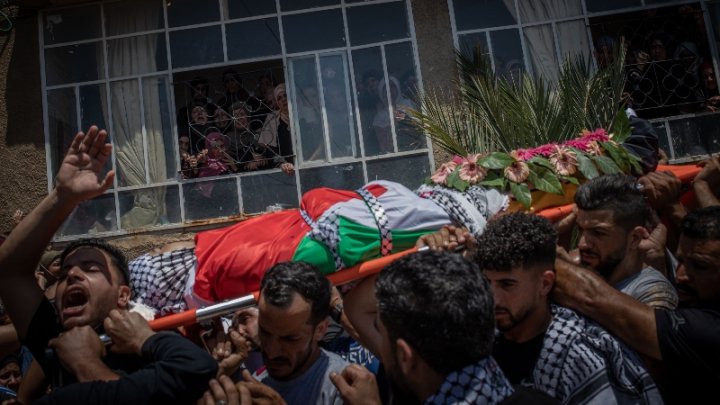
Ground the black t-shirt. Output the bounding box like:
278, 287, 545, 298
655, 307, 720, 404
492, 332, 545, 385
500, 385, 560, 405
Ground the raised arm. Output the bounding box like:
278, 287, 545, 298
342, 275, 382, 358
553, 257, 661, 360
0, 126, 114, 337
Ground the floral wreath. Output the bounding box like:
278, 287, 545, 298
427, 129, 643, 208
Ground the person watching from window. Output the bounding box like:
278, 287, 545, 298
259, 84, 294, 175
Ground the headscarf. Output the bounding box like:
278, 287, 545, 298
274, 83, 289, 124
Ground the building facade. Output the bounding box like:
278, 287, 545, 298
0, 0, 718, 249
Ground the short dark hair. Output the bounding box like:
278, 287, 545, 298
575, 173, 649, 230
681, 206, 720, 241
60, 238, 130, 286
474, 213, 557, 272
376, 251, 494, 375
260, 261, 331, 325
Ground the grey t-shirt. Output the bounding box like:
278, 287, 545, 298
256, 349, 349, 405
615, 267, 678, 310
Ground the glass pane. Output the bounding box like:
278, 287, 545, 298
524, 24, 558, 82
167, 0, 220, 27
241, 172, 298, 214
80, 85, 107, 132
45, 43, 104, 86
519, 0, 582, 23
43, 5, 101, 45
366, 154, 430, 187
59, 194, 117, 237
170, 26, 224, 68
347, 2, 409, 46
669, 115, 720, 159
320, 54, 358, 159
585, 0, 641, 13
299, 162, 364, 193
111, 80, 146, 187
226, 19, 281, 61
108, 34, 168, 77
458, 32, 489, 62
352, 47, 384, 157
385, 42, 424, 152
143, 77, 176, 182
104, 0, 164, 36
279, 0, 339, 12
282, 10, 345, 54
490, 29, 525, 80
652, 122, 672, 160
452, 0, 517, 31
47, 88, 78, 177
119, 186, 180, 229
290, 56, 326, 162
557, 20, 590, 62
183, 178, 240, 220
227, 0, 276, 19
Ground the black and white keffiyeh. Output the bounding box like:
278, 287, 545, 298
529, 305, 663, 404
415, 184, 509, 238
425, 357, 514, 405
129, 247, 196, 315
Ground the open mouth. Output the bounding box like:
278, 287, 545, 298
62, 288, 89, 317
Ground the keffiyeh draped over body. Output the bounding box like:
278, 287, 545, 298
529, 306, 663, 405
425, 357, 514, 405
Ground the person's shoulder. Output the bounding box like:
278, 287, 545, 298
321, 348, 351, 372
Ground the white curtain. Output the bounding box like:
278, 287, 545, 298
101, 2, 168, 229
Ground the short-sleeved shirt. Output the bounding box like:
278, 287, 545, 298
255, 348, 348, 405
615, 267, 678, 310
655, 307, 720, 404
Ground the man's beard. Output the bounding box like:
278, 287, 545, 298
495, 305, 531, 333
385, 365, 420, 405
593, 254, 623, 280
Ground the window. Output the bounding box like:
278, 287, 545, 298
41, 0, 431, 239
448, 0, 720, 161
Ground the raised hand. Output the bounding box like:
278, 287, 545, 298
237, 369, 286, 405
329, 364, 382, 405
54, 126, 114, 204
104, 309, 156, 355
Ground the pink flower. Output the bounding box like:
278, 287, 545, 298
530, 143, 557, 158
564, 138, 591, 152
451, 155, 465, 164
465, 153, 482, 164
586, 140, 603, 156
580, 128, 609, 143
459, 159, 487, 184
430, 161, 457, 185
504, 160, 530, 183
512, 149, 535, 161
549, 146, 578, 176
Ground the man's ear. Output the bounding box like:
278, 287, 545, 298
395, 338, 417, 376
313, 318, 329, 342
540, 270, 556, 296
629, 225, 647, 249
117, 285, 131, 309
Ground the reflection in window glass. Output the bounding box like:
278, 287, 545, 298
669, 115, 720, 158
290, 56, 326, 162
524, 25, 558, 82
652, 122, 672, 160
452, 0, 517, 31
143, 77, 175, 182
518, 0, 582, 23
226, 19, 281, 61
108, 34, 168, 78
167, 0, 220, 27
585, 0, 641, 12
241, 172, 298, 214
299, 162, 364, 193
48, 88, 78, 177
43, 5, 101, 45
119, 186, 179, 229
80, 85, 107, 131
384, 42, 424, 152
366, 154, 430, 187
227, 0, 276, 19
490, 29, 525, 80
183, 178, 239, 220
170, 26, 224, 68
347, 2, 409, 46
104, 0, 164, 36
279, 0, 339, 12
45, 43, 104, 86
320, 54, 357, 159
282, 10, 345, 54
352, 47, 384, 157
459, 32, 489, 61
59, 194, 117, 237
